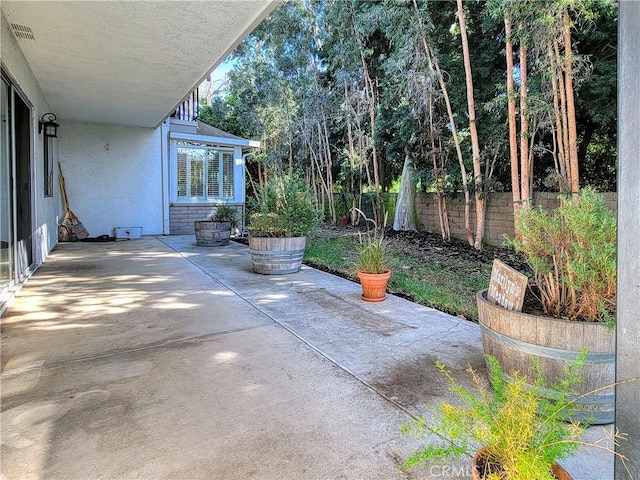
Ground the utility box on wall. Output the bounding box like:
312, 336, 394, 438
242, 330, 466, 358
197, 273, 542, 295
113, 227, 142, 239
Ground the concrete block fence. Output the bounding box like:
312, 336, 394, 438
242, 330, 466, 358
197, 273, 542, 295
169, 204, 244, 235
381, 191, 617, 247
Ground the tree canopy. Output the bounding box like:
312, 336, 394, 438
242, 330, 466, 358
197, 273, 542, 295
199, 0, 617, 242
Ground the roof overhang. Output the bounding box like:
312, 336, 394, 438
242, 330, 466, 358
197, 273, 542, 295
1, 1, 278, 128
170, 131, 261, 150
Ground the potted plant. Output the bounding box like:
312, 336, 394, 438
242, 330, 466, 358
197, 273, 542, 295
351, 208, 391, 302
401, 354, 630, 480
194, 204, 239, 247
476, 188, 617, 424
248, 174, 320, 274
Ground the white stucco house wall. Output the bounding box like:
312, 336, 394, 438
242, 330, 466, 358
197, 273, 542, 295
0, 1, 276, 314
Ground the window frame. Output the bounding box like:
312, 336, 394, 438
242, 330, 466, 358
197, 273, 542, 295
171, 140, 237, 204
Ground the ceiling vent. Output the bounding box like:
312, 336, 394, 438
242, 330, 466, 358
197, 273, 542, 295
11, 24, 35, 41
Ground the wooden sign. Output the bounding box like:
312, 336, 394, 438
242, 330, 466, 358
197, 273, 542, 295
487, 259, 528, 312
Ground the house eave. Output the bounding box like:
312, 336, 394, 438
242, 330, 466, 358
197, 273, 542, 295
1, 1, 279, 128
169, 131, 261, 149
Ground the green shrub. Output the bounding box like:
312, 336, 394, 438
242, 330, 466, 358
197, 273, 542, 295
249, 175, 320, 237
211, 204, 238, 225
401, 353, 613, 480
507, 188, 616, 323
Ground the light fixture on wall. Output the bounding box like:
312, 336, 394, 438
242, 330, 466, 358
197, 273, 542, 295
38, 112, 59, 138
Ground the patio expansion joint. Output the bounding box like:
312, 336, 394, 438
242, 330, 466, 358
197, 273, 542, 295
0, 323, 274, 378
166, 242, 421, 422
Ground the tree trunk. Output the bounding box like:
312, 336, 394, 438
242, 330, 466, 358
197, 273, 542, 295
413, 0, 471, 246
393, 152, 417, 231
504, 13, 522, 237
350, 0, 382, 224
430, 99, 450, 241
415, 0, 472, 246
563, 7, 580, 199
548, 43, 567, 187
519, 23, 531, 207
457, 0, 484, 249
555, 41, 571, 192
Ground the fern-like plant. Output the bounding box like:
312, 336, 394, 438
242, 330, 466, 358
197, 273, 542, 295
401, 353, 629, 480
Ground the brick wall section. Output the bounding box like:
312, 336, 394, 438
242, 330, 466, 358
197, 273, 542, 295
170, 204, 243, 234
398, 191, 616, 246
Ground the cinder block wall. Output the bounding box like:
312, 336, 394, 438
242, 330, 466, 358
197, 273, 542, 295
169, 204, 244, 235
394, 192, 617, 246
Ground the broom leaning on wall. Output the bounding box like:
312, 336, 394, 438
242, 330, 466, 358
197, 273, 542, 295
58, 162, 89, 242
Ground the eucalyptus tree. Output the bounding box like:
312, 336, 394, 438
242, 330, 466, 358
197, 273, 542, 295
378, 0, 434, 232
227, 36, 299, 188
573, 0, 617, 191
324, 0, 386, 223
378, 0, 482, 244
456, 0, 485, 248
222, 0, 341, 218
534, 0, 607, 200
488, 0, 609, 237
202, 0, 616, 240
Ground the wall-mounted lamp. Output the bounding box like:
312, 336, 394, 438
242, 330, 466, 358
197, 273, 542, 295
39, 112, 59, 138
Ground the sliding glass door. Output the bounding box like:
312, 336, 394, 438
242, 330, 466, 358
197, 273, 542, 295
1, 76, 14, 292
1, 71, 33, 297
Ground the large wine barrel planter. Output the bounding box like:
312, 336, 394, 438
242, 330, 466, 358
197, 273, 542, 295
194, 221, 232, 247
249, 236, 306, 275
476, 290, 615, 424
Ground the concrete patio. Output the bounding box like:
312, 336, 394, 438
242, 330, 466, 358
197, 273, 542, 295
1, 236, 613, 479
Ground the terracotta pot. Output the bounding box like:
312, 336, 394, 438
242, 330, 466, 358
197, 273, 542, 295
471, 449, 573, 480
357, 270, 391, 302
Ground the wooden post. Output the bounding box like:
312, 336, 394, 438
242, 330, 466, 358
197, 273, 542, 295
616, 1, 640, 477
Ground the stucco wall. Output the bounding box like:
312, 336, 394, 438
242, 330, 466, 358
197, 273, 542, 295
1, 11, 56, 263
57, 122, 163, 236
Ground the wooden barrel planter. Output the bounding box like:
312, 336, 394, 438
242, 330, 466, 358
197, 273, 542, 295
194, 221, 232, 247
249, 236, 306, 275
476, 290, 615, 425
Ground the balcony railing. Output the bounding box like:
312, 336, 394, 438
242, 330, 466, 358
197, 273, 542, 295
173, 87, 199, 121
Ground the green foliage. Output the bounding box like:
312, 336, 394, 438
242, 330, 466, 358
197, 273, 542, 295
352, 208, 389, 274
218, 0, 617, 217
357, 234, 388, 275
507, 188, 616, 323
305, 227, 491, 320
304, 236, 353, 270
211, 205, 238, 225
249, 174, 320, 237
401, 354, 589, 480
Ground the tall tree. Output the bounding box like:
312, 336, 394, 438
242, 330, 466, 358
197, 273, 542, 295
457, 0, 485, 248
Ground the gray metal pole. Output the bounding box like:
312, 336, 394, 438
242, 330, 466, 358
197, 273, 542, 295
616, 1, 640, 478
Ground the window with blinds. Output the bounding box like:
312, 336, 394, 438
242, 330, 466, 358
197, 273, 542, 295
176, 143, 235, 201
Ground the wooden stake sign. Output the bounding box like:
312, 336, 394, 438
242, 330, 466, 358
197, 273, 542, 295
487, 259, 528, 312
